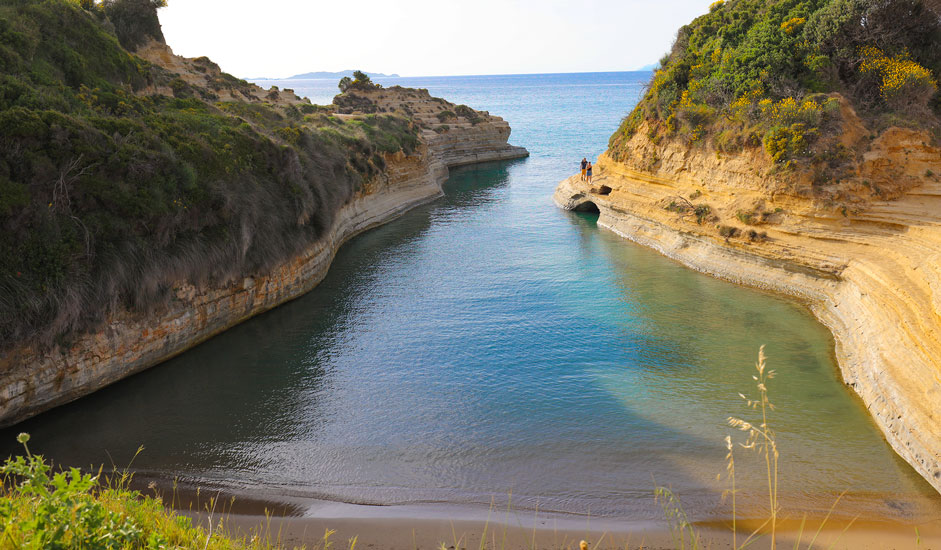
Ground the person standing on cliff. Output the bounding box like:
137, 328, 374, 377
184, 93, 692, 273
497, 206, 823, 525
586, 161, 593, 184
580, 158, 588, 180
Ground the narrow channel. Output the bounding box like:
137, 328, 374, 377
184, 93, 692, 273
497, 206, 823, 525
4, 72, 938, 523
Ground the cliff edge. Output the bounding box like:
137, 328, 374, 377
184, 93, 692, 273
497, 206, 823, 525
556, 0, 941, 493
0, 1, 527, 425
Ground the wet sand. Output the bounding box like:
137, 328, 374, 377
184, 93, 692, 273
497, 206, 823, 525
133, 474, 941, 548
119, 466, 941, 549
190, 508, 941, 550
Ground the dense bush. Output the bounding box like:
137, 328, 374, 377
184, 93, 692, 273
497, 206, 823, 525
0, 0, 420, 347
858, 45, 938, 113
454, 104, 482, 124
338, 70, 380, 93
101, 0, 167, 51
610, 0, 941, 162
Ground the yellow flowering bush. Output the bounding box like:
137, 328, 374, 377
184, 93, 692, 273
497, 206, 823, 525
728, 88, 764, 122
780, 17, 806, 35
859, 46, 937, 111
768, 96, 799, 121
648, 69, 668, 95
679, 79, 704, 108
709, 0, 725, 11
764, 123, 817, 163
757, 96, 834, 127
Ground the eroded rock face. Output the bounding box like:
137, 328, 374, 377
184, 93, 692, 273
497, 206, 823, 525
0, 106, 528, 428
555, 127, 941, 493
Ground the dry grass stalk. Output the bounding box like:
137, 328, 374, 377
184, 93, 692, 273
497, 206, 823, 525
727, 345, 779, 549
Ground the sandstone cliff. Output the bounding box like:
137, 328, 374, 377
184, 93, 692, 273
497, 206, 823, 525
0, 97, 526, 427
555, 119, 941, 493
0, 40, 527, 426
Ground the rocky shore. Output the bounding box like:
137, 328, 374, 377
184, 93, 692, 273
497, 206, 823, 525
555, 124, 941, 494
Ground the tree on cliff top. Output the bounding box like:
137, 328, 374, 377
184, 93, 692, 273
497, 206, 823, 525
338, 70, 381, 92
101, 0, 168, 51
353, 70, 372, 85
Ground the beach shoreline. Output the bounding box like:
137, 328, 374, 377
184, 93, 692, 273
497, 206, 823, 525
134, 473, 941, 549
185, 503, 941, 550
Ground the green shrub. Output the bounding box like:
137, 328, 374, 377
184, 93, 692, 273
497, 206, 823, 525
693, 204, 711, 224
0, 434, 151, 549
858, 45, 938, 114
101, 0, 167, 51
453, 104, 482, 124
764, 122, 817, 163
677, 102, 714, 128
0, 433, 312, 549
718, 224, 738, 239
665, 200, 688, 213
610, 0, 941, 158
352, 70, 371, 85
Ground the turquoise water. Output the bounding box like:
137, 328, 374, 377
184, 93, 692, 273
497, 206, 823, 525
4, 73, 938, 521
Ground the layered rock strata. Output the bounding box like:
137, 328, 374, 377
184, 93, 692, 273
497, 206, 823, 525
555, 128, 941, 493
0, 101, 527, 427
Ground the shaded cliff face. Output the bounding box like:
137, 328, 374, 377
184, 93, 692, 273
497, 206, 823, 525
0, 0, 425, 350
0, 1, 527, 425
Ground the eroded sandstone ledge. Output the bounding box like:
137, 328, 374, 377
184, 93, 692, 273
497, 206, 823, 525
555, 129, 941, 494
0, 104, 528, 427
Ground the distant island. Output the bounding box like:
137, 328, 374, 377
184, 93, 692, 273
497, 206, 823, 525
254, 70, 401, 80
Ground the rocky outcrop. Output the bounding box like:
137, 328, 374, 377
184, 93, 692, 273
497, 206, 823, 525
0, 100, 527, 427
555, 127, 941, 493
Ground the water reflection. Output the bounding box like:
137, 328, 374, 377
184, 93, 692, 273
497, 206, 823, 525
3, 70, 939, 523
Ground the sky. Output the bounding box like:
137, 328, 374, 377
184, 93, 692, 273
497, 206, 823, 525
157, 0, 715, 79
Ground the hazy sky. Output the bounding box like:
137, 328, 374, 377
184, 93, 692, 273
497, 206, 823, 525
158, 0, 714, 78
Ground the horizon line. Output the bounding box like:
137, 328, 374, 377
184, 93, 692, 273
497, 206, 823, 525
248, 68, 657, 81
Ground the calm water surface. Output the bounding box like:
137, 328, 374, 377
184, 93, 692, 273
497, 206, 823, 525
5, 72, 939, 522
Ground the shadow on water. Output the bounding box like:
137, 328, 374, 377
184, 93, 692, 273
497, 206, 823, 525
0, 159, 730, 519
0, 163, 518, 467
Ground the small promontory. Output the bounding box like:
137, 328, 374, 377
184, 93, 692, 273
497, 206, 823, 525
0, 0, 527, 425
556, 0, 941, 492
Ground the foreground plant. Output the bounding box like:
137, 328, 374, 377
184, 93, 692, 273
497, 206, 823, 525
658, 347, 858, 550
0, 433, 160, 549
0, 433, 351, 550
726, 345, 779, 549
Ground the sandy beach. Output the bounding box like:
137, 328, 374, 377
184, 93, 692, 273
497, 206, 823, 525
136, 456, 941, 549
189, 504, 941, 550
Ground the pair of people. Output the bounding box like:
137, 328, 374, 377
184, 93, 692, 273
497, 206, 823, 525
580, 158, 593, 183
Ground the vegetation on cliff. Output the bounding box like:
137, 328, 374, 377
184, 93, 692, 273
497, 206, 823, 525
610, 0, 941, 168
0, 0, 423, 348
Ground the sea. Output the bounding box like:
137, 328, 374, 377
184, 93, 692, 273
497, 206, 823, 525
4, 72, 939, 524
